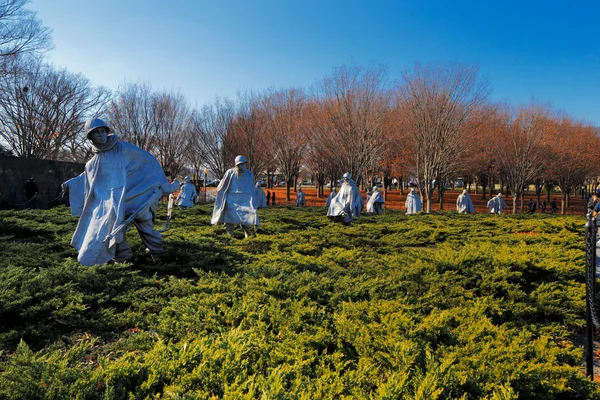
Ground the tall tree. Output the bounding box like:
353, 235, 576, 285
0, 0, 52, 60
397, 62, 490, 212
150, 91, 190, 177
313, 63, 392, 186
106, 82, 155, 151
264, 88, 308, 201
546, 116, 599, 214
490, 104, 550, 214
0, 56, 110, 161
228, 91, 271, 179
189, 98, 235, 179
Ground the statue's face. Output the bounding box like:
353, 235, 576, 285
90, 127, 108, 146
236, 162, 247, 172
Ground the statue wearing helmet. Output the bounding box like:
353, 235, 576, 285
366, 185, 384, 215
176, 176, 198, 208
211, 155, 258, 238
62, 118, 179, 265
456, 189, 475, 214
327, 172, 363, 225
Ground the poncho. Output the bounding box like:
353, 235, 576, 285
405, 191, 422, 214
64, 135, 171, 266
456, 191, 475, 213
366, 190, 384, 213
176, 178, 197, 208
328, 179, 361, 222
211, 167, 258, 226
254, 183, 267, 208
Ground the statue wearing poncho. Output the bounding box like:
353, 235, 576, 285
176, 176, 197, 208
367, 186, 384, 215
405, 187, 422, 215
456, 189, 475, 213
487, 193, 508, 214
211, 156, 258, 237
254, 182, 267, 208
63, 119, 178, 266
327, 172, 362, 225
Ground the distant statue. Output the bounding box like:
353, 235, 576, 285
327, 172, 362, 225
176, 176, 197, 208
62, 118, 179, 266
211, 155, 258, 238
487, 193, 508, 214
325, 187, 338, 208
255, 182, 267, 208
405, 187, 422, 215
456, 189, 475, 214
295, 187, 306, 206
366, 186, 384, 215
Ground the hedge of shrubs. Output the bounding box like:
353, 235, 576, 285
0, 205, 598, 399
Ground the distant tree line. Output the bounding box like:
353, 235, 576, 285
0, 0, 598, 213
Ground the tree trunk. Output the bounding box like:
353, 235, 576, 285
437, 178, 444, 210
561, 191, 567, 215
286, 178, 292, 202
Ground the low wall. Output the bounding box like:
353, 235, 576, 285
0, 155, 84, 209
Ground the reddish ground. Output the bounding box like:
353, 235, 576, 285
261, 187, 587, 215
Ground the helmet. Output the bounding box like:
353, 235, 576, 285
184, 175, 191, 183
342, 172, 351, 180
372, 186, 378, 191
595, 189, 600, 196
84, 118, 110, 138
235, 155, 248, 166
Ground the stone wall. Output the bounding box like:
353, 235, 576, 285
0, 155, 84, 209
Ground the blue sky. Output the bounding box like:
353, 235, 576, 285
28, 0, 600, 125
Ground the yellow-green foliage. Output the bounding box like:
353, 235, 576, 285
0, 205, 598, 399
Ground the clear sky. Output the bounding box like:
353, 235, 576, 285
28, 0, 600, 126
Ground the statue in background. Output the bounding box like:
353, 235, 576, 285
211, 155, 258, 238
405, 187, 422, 215
327, 172, 362, 225
255, 182, 267, 208
176, 176, 197, 208
487, 192, 508, 214
456, 189, 475, 213
366, 186, 384, 215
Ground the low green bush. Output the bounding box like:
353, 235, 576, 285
0, 205, 597, 399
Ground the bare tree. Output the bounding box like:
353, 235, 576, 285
305, 101, 336, 196
0, 0, 52, 61
0, 56, 111, 161
546, 116, 599, 214
490, 104, 550, 214
149, 91, 190, 177
106, 82, 154, 151
264, 88, 308, 201
397, 62, 490, 213
228, 91, 271, 179
312, 63, 392, 187
189, 97, 236, 179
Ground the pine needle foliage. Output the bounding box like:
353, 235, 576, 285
0, 205, 598, 399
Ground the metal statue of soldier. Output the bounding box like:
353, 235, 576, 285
62, 118, 179, 266
211, 155, 258, 238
